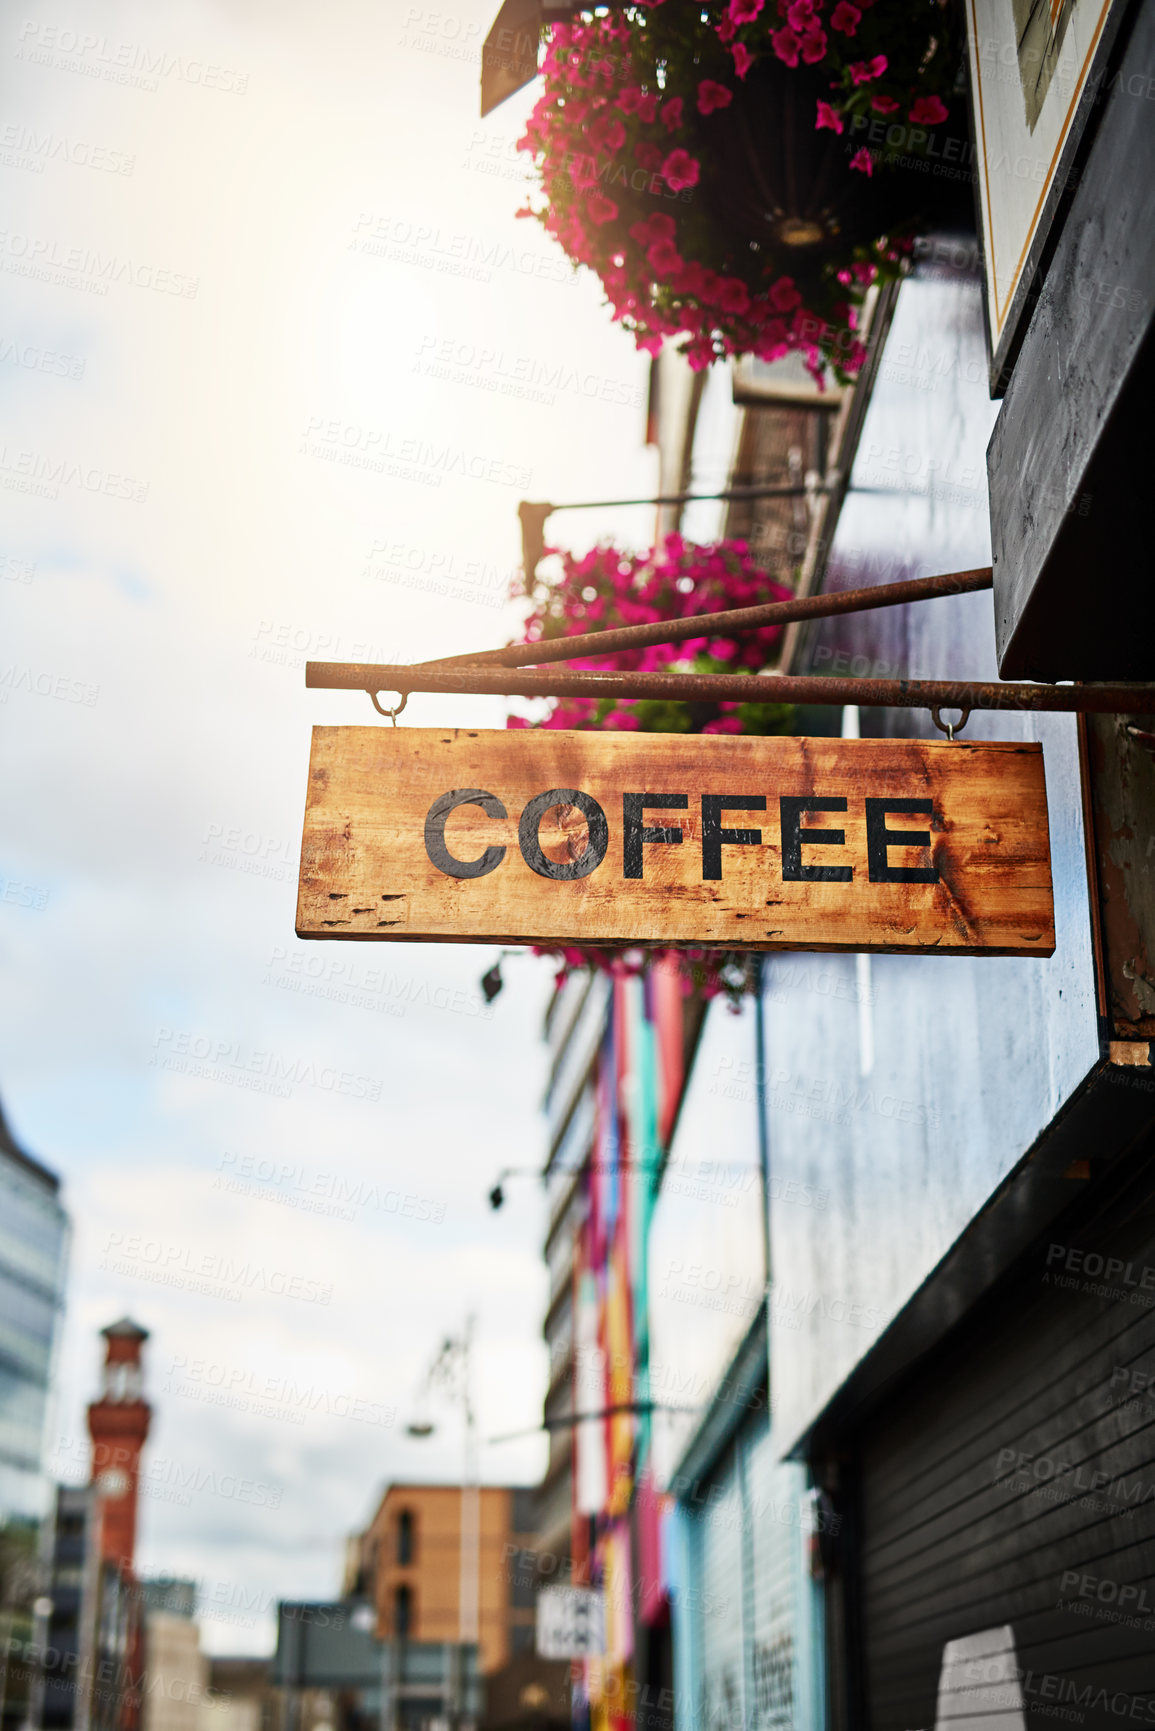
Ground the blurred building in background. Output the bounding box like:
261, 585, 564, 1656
269, 1597, 477, 1731
86, 1321, 151, 1569
41, 1319, 154, 1731
202, 1658, 269, 1731
0, 1096, 69, 1731
140, 1576, 207, 1731
298, 1480, 569, 1731
354, 1483, 537, 1674
534, 962, 698, 1731
0, 1100, 70, 1524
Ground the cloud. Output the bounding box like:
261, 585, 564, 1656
4, 0, 657, 1654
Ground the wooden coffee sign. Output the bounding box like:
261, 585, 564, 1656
296, 728, 1054, 956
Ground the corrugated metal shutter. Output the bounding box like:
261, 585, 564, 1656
682, 1412, 822, 1731
747, 1419, 800, 1731
695, 1443, 746, 1730
857, 1147, 1155, 1731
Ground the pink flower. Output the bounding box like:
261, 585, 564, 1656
631, 212, 676, 251
799, 26, 827, 62
673, 259, 707, 296
634, 140, 663, 170
787, 0, 816, 26
569, 152, 599, 191
587, 193, 619, 223
697, 79, 733, 115
730, 41, 754, 77
716, 276, 751, 314
770, 26, 800, 66
909, 94, 949, 124
661, 148, 700, 191
816, 99, 843, 133
871, 94, 900, 112
648, 239, 684, 275
768, 275, 802, 313
830, 1, 861, 33
661, 96, 684, 130
616, 86, 656, 119
849, 146, 873, 175
695, 268, 725, 305
748, 304, 789, 338
850, 54, 888, 83
728, 0, 764, 20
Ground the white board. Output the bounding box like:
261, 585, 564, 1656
536, 1585, 605, 1659
964, 0, 1124, 385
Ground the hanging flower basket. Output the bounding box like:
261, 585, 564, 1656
508, 534, 793, 999
517, 2, 961, 378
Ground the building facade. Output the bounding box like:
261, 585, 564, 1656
356, 1484, 539, 1677
140, 1578, 207, 1731
522, 12, 1155, 1718
86, 1321, 152, 1573
0, 1098, 69, 1731
0, 1097, 69, 1525
203, 1657, 269, 1731
41, 1319, 155, 1731
270, 1598, 481, 1731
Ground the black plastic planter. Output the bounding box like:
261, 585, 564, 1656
689, 53, 971, 274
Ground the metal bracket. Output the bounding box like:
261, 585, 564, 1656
303, 664, 1155, 717
930, 706, 971, 741
368, 690, 408, 725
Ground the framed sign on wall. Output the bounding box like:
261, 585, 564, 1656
965, 0, 1129, 389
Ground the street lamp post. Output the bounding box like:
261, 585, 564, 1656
456, 1322, 479, 1657
406, 1320, 480, 1728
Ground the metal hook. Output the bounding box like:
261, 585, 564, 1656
368, 690, 408, 725
930, 705, 970, 741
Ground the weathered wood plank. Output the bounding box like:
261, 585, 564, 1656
296, 728, 1055, 956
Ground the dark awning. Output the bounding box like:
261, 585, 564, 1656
481, 1, 581, 117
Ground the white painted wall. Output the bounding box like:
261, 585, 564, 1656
760, 255, 1100, 1453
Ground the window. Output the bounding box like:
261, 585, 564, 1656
394, 1584, 413, 1639
397, 1507, 415, 1566
510, 1564, 536, 1611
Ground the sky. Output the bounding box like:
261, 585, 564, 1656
0, 0, 664, 1653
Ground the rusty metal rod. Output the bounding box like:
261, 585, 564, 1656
304, 662, 1155, 713
419, 567, 994, 671
528, 483, 832, 512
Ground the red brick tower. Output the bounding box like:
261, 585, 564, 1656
86, 1317, 151, 1570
